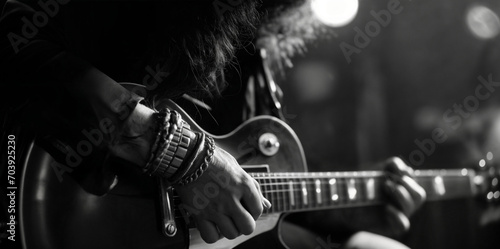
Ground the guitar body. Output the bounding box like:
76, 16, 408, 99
19, 101, 308, 249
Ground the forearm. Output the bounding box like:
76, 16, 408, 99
57, 55, 158, 167
46, 52, 144, 134
1, 1, 138, 126
18, 49, 156, 166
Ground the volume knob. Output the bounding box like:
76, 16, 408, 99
258, 133, 280, 156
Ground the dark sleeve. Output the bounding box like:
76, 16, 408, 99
0, 1, 144, 196
0, 0, 91, 87
0, 0, 91, 140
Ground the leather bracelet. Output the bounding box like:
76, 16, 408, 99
144, 109, 171, 174
147, 112, 172, 175
160, 111, 181, 167
167, 132, 206, 185
158, 121, 191, 178
177, 135, 215, 186
147, 109, 198, 178
159, 111, 192, 177
148, 123, 173, 176
145, 108, 176, 176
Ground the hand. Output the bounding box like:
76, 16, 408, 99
382, 157, 426, 235
282, 157, 425, 239
175, 146, 271, 243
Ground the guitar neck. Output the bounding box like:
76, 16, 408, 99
251, 168, 477, 214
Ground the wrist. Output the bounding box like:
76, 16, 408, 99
110, 103, 157, 167
174, 134, 215, 186
144, 110, 197, 178
121, 103, 156, 139
140, 108, 213, 186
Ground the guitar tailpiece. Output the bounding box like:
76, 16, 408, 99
159, 178, 178, 237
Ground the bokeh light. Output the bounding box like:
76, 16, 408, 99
466, 4, 500, 40
311, 0, 359, 27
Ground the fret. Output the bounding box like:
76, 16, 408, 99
322, 178, 330, 207
432, 176, 446, 196
272, 177, 278, 212
341, 178, 350, 203
354, 177, 362, 203
347, 178, 357, 201
302, 179, 308, 207
309, 178, 315, 207
265, 174, 273, 214
365, 178, 376, 201
315, 179, 322, 205
286, 176, 293, 211
359, 177, 366, 203
275, 181, 281, 211
286, 178, 293, 210
281, 176, 286, 212
279, 177, 287, 212
360, 177, 369, 203
285, 177, 291, 211
294, 178, 302, 210
287, 177, 294, 211
301, 180, 308, 206
272, 176, 280, 212
334, 176, 342, 203
257, 173, 266, 215
325, 178, 330, 206
248, 168, 474, 214
309, 179, 316, 208
283, 174, 291, 211
329, 178, 339, 202
279, 177, 285, 212
413, 169, 475, 201
360, 177, 368, 203
288, 180, 295, 208
335, 178, 344, 204
255, 173, 264, 214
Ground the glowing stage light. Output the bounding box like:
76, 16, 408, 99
311, 0, 359, 27
466, 4, 500, 40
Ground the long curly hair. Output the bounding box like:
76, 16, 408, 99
257, 0, 331, 77
144, 1, 261, 100
144, 0, 330, 101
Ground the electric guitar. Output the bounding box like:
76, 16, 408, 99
17, 100, 499, 249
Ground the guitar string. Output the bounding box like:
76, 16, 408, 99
254, 176, 468, 187
257, 181, 382, 186
251, 175, 469, 180
249, 171, 470, 179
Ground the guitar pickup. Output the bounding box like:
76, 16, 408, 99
242, 165, 270, 173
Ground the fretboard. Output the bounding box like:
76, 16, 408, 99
250, 169, 477, 214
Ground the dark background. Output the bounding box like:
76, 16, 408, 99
1, 0, 500, 248
277, 0, 500, 248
